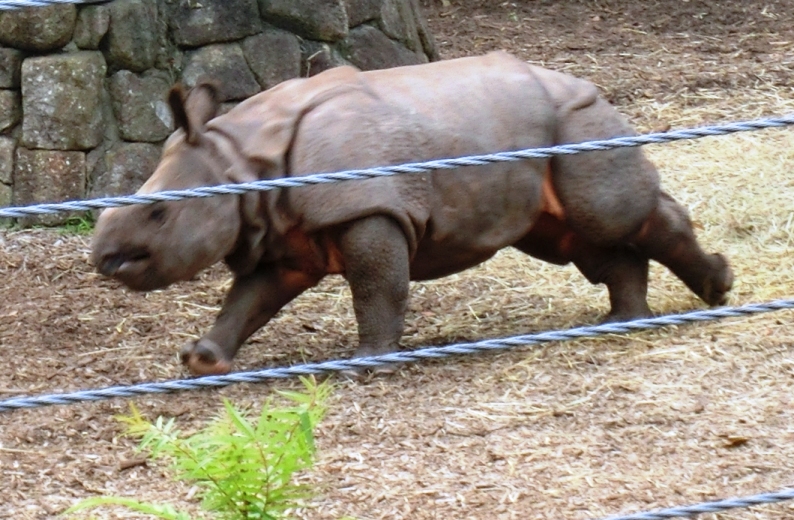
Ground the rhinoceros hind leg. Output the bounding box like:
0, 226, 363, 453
572, 246, 653, 322
339, 215, 410, 370
632, 192, 733, 306
515, 215, 652, 320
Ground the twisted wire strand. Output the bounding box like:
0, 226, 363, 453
0, 0, 106, 9
599, 488, 794, 520
1, 114, 793, 218
1, 298, 792, 413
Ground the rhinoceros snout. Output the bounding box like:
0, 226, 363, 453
95, 248, 151, 277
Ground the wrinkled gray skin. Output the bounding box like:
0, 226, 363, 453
92, 52, 733, 376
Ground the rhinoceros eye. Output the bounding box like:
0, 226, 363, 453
149, 205, 167, 224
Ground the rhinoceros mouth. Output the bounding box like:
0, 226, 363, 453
95, 248, 169, 292
97, 250, 151, 277
114, 265, 172, 292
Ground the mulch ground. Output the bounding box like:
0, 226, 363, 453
2, 1, 794, 518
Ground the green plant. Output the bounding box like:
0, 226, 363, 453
65, 377, 332, 520
58, 213, 95, 235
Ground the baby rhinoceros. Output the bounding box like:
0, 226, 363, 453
91, 52, 733, 376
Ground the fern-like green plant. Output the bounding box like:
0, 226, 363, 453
64, 376, 331, 520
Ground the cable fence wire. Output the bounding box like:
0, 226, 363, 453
597, 488, 794, 520
1, 298, 793, 413
1, 113, 794, 219
0, 0, 108, 9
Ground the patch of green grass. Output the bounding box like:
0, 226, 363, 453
1, 213, 96, 234
58, 214, 96, 235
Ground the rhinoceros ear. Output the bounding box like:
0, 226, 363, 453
168, 82, 220, 145
168, 85, 190, 136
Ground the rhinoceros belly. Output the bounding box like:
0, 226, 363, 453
409, 161, 546, 281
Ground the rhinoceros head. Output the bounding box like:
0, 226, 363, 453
91, 83, 245, 291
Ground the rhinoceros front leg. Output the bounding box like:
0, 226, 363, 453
338, 215, 410, 369
181, 267, 321, 375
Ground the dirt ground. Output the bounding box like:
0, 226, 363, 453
2, 0, 794, 518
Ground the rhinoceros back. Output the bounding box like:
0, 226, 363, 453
286, 52, 566, 278
212, 52, 656, 278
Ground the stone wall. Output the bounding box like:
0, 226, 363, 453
0, 0, 438, 223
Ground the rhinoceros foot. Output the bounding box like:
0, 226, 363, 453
180, 339, 233, 376
337, 344, 403, 380
602, 307, 654, 324
701, 253, 734, 306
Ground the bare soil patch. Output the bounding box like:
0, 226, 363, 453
2, 1, 794, 519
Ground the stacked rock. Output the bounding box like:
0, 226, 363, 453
0, 0, 437, 223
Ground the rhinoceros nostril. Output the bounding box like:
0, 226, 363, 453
129, 251, 150, 262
